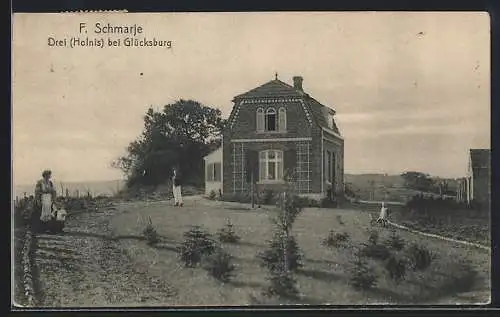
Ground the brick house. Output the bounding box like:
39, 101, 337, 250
456, 149, 491, 207
206, 75, 344, 200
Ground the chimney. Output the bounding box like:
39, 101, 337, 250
293, 76, 303, 91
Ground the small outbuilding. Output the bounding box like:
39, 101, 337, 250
203, 147, 223, 196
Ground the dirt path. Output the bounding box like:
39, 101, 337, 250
34, 208, 175, 307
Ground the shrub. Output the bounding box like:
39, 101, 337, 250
262, 189, 275, 205
203, 247, 236, 282
208, 190, 217, 200
322, 230, 350, 248
217, 219, 241, 244
385, 254, 407, 283
259, 234, 303, 272
320, 197, 332, 208
359, 243, 391, 261
260, 191, 304, 298
266, 269, 299, 298
292, 196, 311, 208
349, 257, 378, 290
368, 230, 379, 245
292, 197, 321, 208
177, 226, 217, 267
142, 216, 159, 245
384, 230, 405, 251
406, 243, 433, 271
308, 198, 321, 208
227, 192, 251, 203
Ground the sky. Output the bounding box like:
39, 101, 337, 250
12, 12, 490, 185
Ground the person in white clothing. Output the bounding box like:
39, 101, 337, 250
172, 167, 183, 207
53, 204, 67, 233
34, 170, 57, 233
377, 202, 388, 227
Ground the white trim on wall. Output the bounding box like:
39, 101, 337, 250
231, 137, 312, 143
321, 129, 324, 194
323, 136, 342, 147
229, 100, 244, 129
298, 99, 314, 125
322, 127, 344, 141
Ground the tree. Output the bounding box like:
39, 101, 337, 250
113, 99, 226, 188
400, 171, 435, 193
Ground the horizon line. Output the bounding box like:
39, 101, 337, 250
13, 171, 466, 188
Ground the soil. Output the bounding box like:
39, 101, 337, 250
33, 208, 175, 307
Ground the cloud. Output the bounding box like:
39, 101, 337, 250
12, 12, 490, 183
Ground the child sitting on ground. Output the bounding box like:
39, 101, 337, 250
49, 203, 67, 233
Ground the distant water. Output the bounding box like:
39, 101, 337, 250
13, 179, 125, 199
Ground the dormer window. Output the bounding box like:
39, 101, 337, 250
256, 106, 287, 133
328, 114, 335, 129
265, 108, 277, 131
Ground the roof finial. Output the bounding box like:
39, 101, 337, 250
275, 72, 278, 80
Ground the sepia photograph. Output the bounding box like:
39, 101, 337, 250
12, 12, 491, 307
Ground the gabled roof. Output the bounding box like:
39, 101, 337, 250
233, 79, 305, 99
470, 149, 490, 169
203, 146, 222, 159
232, 78, 340, 135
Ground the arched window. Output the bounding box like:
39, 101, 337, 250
265, 108, 277, 131
259, 150, 283, 181
278, 107, 287, 132
256, 107, 264, 132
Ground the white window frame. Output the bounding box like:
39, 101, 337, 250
328, 114, 335, 129
278, 107, 287, 132
256, 107, 264, 132
258, 150, 284, 183
265, 108, 277, 132
207, 162, 221, 182
326, 150, 332, 183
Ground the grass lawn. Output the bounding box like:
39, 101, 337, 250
108, 197, 491, 305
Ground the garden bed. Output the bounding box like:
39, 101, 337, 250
346, 200, 490, 248
389, 207, 490, 247
13, 227, 28, 306
106, 198, 490, 305
13, 225, 38, 307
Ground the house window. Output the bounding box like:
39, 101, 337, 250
256, 107, 264, 132
256, 106, 287, 133
278, 107, 287, 132
324, 150, 336, 184
326, 151, 332, 183
328, 114, 335, 129
265, 108, 277, 131
206, 162, 221, 182
331, 153, 336, 183
259, 150, 283, 181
